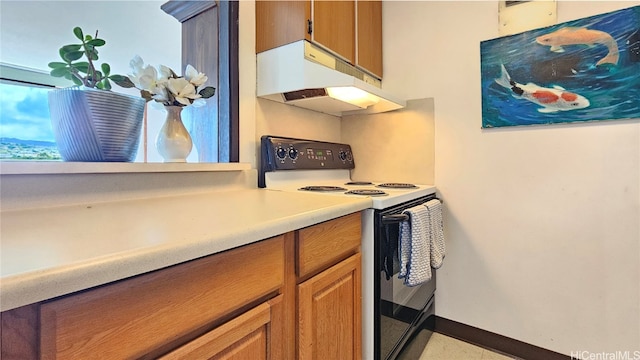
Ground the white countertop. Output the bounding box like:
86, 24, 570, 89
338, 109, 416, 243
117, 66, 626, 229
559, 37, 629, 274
0, 188, 371, 312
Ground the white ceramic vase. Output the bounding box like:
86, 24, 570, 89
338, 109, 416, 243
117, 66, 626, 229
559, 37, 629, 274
156, 106, 193, 163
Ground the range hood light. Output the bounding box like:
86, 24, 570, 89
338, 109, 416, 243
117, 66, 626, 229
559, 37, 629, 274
326, 86, 380, 109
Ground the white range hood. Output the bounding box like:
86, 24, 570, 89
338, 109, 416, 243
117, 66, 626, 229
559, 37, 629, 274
257, 40, 406, 117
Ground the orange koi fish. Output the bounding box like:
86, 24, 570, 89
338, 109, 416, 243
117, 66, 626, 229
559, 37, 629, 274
536, 27, 619, 66
495, 64, 590, 113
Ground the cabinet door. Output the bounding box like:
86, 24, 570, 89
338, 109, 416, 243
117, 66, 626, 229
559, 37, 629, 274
255, 1, 310, 53
298, 253, 362, 360
159, 295, 283, 360
312, 0, 355, 64
357, 0, 383, 78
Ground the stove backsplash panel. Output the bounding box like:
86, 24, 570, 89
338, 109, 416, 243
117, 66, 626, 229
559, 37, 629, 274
341, 98, 435, 185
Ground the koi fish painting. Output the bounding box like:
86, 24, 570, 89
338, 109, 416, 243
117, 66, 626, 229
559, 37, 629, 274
536, 27, 619, 66
495, 64, 590, 113
481, 5, 640, 128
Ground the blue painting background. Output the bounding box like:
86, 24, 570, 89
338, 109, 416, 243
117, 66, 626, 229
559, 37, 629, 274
480, 5, 640, 128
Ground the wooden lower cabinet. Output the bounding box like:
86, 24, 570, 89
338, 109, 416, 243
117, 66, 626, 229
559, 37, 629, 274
298, 253, 362, 360
0, 212, 363, 360
39, 236, 285, 359
296, 213, 363, 360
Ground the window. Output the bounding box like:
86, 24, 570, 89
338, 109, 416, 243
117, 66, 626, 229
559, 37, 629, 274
0, 0, 238, 164
0, 68, 61, 160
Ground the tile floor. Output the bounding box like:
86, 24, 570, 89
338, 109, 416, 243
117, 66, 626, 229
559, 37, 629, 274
420, 333, 518, 360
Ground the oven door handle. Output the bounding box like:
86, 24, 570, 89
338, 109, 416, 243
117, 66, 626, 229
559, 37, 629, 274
381, 214, 409, 225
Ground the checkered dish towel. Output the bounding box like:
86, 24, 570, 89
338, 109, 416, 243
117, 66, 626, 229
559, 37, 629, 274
398, 204, 433, 286
425, 198, 445, 269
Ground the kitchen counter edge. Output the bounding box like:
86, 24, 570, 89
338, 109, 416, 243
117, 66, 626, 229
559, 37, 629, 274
0, 188, 371, 312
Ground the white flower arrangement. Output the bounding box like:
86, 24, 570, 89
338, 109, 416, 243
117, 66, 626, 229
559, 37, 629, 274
120, 55, 215, 108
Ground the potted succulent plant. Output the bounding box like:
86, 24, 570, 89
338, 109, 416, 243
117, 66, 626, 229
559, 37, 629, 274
47, 27, 145, 162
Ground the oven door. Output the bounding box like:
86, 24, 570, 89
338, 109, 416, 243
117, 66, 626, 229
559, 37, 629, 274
375, 196, 437, 360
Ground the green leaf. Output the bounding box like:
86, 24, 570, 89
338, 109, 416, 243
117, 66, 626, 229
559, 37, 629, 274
101, 63, 111, 76
50, 67, 69, 78
87, 38, 105, 47
73, 27, 83, 40
63, 51, 84, 62
71, 76, 83, 86
199, 86, 216, 99
96, 80, 111, 90
72, 62, 90, 73
88, 50, 99, 61
63, 44, 82, 51
48, 62, 68, 69
60, 44, 81, 53
59, 49, 68, 62
110, 75, 136, 88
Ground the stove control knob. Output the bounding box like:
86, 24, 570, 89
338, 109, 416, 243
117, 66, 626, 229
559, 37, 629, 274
288, 147, 299, 160
339, 150, 348, 161
276, 146, 287, 159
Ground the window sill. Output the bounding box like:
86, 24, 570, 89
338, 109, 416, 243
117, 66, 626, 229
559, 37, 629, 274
0, 161, 252, 175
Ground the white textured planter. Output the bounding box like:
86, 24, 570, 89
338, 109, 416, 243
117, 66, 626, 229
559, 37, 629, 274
48, 87, 145, 162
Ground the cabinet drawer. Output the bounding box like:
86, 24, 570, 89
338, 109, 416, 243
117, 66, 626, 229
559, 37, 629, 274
159, 295, 283, 360
40, 236, 285, 359
297, 212, 361, 279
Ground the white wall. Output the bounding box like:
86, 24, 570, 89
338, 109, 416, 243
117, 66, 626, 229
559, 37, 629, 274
238, 0, 258, 165
384, 1, 640, 355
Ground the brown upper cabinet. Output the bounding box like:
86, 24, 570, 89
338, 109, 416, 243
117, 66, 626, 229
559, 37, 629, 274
356, 1, 383, 78
256, 0, 383, 79
311, 1, 356, 65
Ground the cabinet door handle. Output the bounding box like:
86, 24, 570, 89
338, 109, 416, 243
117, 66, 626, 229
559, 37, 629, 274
307, 19, 313, 35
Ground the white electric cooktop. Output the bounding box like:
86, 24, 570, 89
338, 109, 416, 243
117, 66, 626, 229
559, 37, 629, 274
263, 169, 436, 210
